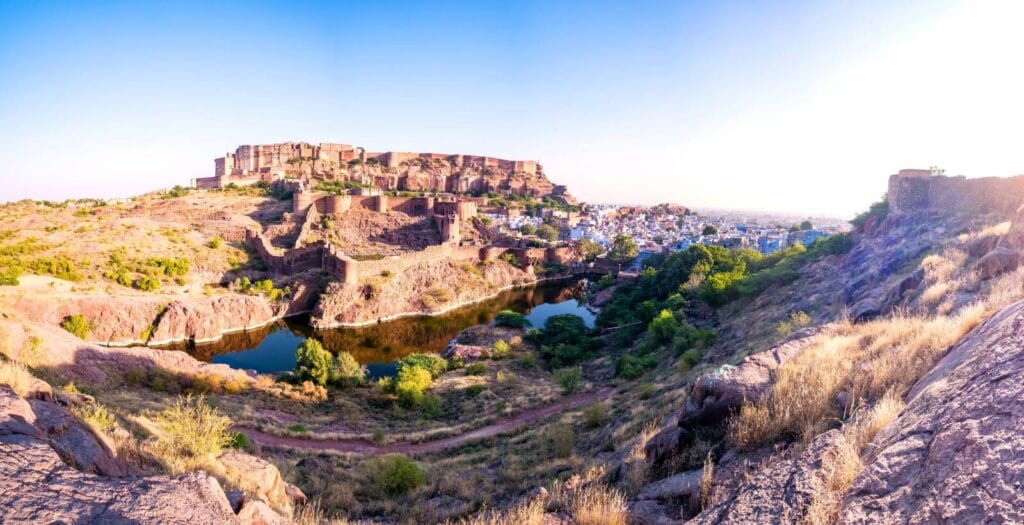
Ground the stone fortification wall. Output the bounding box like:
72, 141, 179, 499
888, 169, 1024, 215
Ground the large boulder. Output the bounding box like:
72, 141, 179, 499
839, 299, 1024, 523
29, 399, 128, 476
975, 246, 1023, 280
219, 451, 304, 515
679, 327, 826, 427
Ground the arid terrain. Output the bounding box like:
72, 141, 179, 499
3, 171, 1024, 524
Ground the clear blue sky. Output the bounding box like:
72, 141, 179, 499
2, 0, 1020, 217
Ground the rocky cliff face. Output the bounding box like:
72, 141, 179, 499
839, 299, 1024, 522
312, 257, 536, 327
0, 384, 289, 524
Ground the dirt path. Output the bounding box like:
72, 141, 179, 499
240, 387, 616, 455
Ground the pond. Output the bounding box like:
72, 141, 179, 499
165, 280, 595, 379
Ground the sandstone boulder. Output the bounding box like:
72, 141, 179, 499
29, 398, 128, 477
679, 327, 826, 427
219, 451, 303, 515
643, 425, 688, 465
636, 469, 702, 502
442, 343, 489, 361
975, 246, 1023, 280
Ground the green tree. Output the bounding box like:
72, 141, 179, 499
799, 220, 813, 231
608, 234, 638, 265
394, 366, 432, 406
537, 224, 560, 242
575, 238, 603, 263
519, 223, 538, 236
330, 351, 367, 387
295, 339, 333, 386
701, 225, 718, 236
647, 309, 681, 346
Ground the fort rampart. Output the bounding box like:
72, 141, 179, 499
888, 169, 1024, 215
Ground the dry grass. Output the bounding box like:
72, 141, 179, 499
730, 305, 986, 448
619, 422, 658, 495
146, 394, 233, 473
451, 498, 546, 525
0, 359, 34, 397
699, 452, 716, 510
570, 484, 628, 525
803, 390, 904, 525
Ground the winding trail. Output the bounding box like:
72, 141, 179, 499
240, 387, 615, 455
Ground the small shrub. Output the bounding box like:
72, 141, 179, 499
638, 383, 657, 400
288, 423, 309, 433
491, 339, 512, 359
583, 403, 607, 428
421, 393, 443, 419
545, 422, 575, 458
776, 311, 812, 338
395, 366, 432, 406
397, 353, 448, 378
152, 394, 232, 459
616, 354, 657, 379
61, 314, 92, 339
466, 384, 486, 397
228, 431, 250, 449
496, 370, 515, 384
77, 403, 117, 435
555, 367, 582, 394
465, 363, 487, 376
364, 454, 426, 496
206, 237, 222, 249
519, 353, 538, 370
494, 310, 530, 328
677, 349, 703, 373
134, 275, 160, 292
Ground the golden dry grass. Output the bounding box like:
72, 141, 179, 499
0, 358, 35, 397
731, 304, 986, 448
451, 498, 546, 525
802, 390, 904, 525
570, 484, 629, 525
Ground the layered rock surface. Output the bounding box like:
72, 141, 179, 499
0, 386, 242, 524
839, 299, 1024, 522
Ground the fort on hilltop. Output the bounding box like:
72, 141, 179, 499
193, 142, 575, 204
888, 168, 1024, 215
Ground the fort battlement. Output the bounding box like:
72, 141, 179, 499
193, 142, 566, 201
887, 168, 1024, 215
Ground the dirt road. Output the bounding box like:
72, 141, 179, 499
240, 387, 615, 455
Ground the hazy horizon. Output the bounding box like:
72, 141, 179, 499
3, 0, 1023, 217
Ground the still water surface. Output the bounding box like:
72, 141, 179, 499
167, 281, 594, 379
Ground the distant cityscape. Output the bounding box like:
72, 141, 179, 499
483, 203, 850, 270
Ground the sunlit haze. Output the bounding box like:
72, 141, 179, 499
2, 0, 1022, 218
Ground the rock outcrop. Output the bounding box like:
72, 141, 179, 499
7, 293, 277, 346
0, 386, 241, 524
643, 327, 827, 467
839, 299, 1024, 523
0, 318, 251, 387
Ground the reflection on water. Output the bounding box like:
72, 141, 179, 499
162, 280, 594, 379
